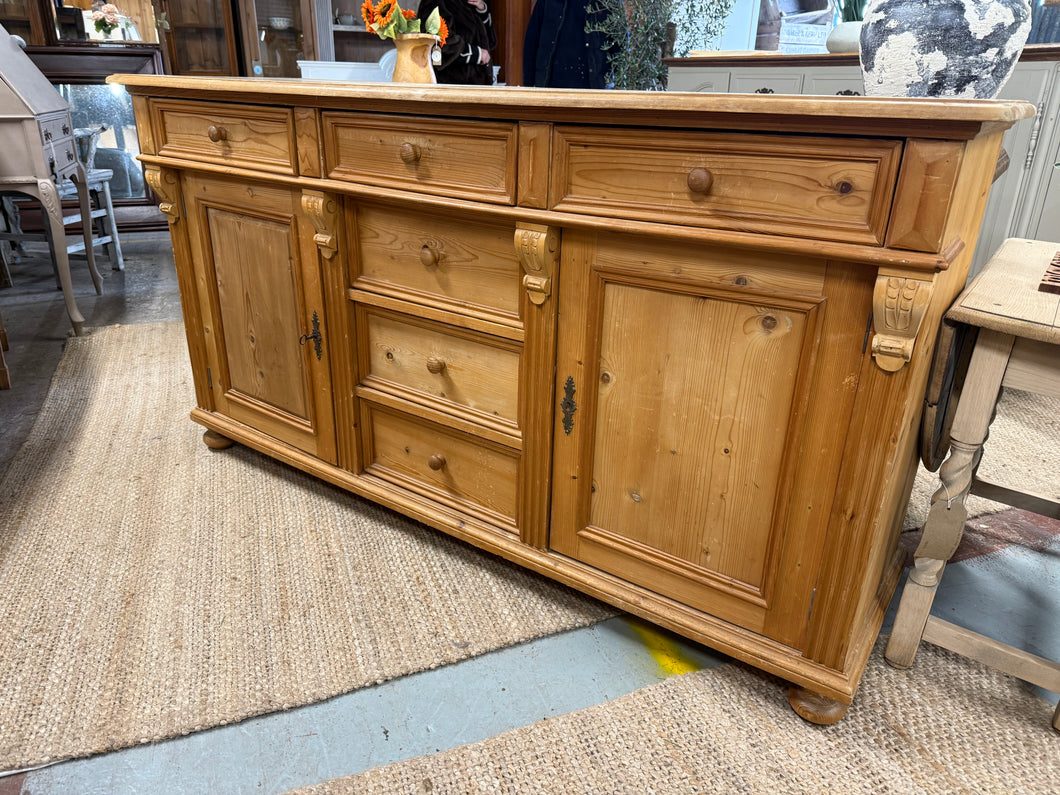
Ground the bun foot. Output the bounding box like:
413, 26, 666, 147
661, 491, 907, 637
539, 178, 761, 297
202, 429, 234, 450
787, 685, 849, 725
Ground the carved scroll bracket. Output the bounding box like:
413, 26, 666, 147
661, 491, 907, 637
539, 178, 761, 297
301, 190, 340, 259
144, 166, 181, 224
871, 271, 934, 372
514, 221, 559, 305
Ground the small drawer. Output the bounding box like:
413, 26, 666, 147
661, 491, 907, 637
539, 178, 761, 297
151, 100, 297, 175
38, 114, 72, 147
323, 112, 517, 204
551, 127, 902, 246
46, 137, 78, 180
354, 202, 522, 321
361, 308, 521, 429
364, 404, 519, 526
730, 72, 804, 95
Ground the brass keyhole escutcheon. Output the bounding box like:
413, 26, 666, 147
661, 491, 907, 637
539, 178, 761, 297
428, 453, 446, 471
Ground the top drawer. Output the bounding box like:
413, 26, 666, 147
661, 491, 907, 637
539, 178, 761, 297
38, 113, 72, 147
151, 100, 297, 175
551, 127, 902, 246
323, 112, 517, 204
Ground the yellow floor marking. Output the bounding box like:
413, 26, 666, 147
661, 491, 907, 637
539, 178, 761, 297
626, 617, 703, 677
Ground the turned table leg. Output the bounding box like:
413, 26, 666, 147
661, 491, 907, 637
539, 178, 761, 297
885, 329, 1015, 669
787, 685, 849, 725
202, 429, 234, 450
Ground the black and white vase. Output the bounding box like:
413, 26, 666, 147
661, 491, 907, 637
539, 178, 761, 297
859, 0, 1032, 98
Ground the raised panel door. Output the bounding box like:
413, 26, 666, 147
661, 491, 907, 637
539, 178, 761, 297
182, 172, 337, 463
550, 229, 867, 644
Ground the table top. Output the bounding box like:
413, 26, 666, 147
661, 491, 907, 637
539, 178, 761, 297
948, 238, 1060, 345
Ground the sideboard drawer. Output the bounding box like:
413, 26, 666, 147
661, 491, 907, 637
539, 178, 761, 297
353, 203, 522, 321
323, 112, 517, 204
551, 127, 902, 245
364, 404, 520, 527
152, 100, 297, 175
361, 308, 521, 428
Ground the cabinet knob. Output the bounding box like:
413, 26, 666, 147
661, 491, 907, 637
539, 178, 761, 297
420, 244, 439, 268
687, 167, 714, 194
427, 453, 447, 471
207, 125, 228, 143
426, 356, 446, 374
399, 141, 421, 164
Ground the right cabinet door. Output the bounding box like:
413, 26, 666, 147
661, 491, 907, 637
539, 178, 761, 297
550, 229, 871, 646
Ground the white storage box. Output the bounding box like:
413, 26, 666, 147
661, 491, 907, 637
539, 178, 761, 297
298, 60, 387, 82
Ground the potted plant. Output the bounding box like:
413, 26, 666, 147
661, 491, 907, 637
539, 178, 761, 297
361, 0, 449, 83
586, 0, 735, 91
826, 0, 867, 52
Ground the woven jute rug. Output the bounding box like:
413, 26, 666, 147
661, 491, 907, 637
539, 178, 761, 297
0, 323, 614, 771
293, 639, 1060, 794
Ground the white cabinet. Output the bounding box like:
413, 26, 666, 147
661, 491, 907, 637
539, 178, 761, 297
668, 49, 1060, 273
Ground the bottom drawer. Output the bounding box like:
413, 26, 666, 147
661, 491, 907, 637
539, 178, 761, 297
363, 403, 519, 528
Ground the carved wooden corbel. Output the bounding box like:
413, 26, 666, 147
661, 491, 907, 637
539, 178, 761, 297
301, 190, 340, 260
144, 165, 181, 224
871, 271, 934, 372
514, 222, 558, 305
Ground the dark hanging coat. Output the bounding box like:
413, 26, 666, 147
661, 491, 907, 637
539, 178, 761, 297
522, 0, 614, 89
418, 0, 497, 85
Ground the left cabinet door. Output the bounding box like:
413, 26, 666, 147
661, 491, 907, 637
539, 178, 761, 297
182, 172, 338, 463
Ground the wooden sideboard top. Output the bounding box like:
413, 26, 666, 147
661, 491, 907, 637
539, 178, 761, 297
664, 43, 1060, 69
108, 75, 1034, 140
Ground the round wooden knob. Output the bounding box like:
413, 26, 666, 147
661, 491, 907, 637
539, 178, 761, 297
420, 244, 439, 268
399, 141, 421, 164
208, 125, 228, 143
426, 357, 446, 374
427, 453, 446, 471
687, 167, 714, 194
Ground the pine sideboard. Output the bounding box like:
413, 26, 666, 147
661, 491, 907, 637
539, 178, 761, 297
112, 75, 1033, 723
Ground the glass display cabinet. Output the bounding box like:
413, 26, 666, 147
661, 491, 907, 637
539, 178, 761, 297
0, 0, 47, 43
158, 0, 239, 75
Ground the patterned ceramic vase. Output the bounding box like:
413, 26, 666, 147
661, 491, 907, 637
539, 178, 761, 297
859, 0, 1032, 98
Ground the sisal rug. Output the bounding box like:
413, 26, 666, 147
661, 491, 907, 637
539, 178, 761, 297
0, 323, 614, 771
293, 638, 1060, 794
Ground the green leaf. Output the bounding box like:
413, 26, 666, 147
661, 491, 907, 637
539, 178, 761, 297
424, 7, 442, 36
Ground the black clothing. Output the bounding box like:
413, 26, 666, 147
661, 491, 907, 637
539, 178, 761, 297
522, 0, 613, 89
418, 0, 496, 85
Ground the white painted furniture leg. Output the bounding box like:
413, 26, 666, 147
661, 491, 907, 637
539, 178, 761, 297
885, 329, 1015, 669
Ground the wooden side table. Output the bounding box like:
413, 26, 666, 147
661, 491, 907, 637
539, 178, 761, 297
885, 238, 1060, 731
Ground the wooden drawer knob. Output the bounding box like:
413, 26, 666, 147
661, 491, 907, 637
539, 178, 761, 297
420, 244, 439, 268
426, 356, 447, 374
399, 141, 421, 164
687, 167, 714, 194
427, 453, 447, 471
207, 125, 228, 143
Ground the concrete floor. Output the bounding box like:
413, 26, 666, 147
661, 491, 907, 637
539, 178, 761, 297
0, 236, 1057, 794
